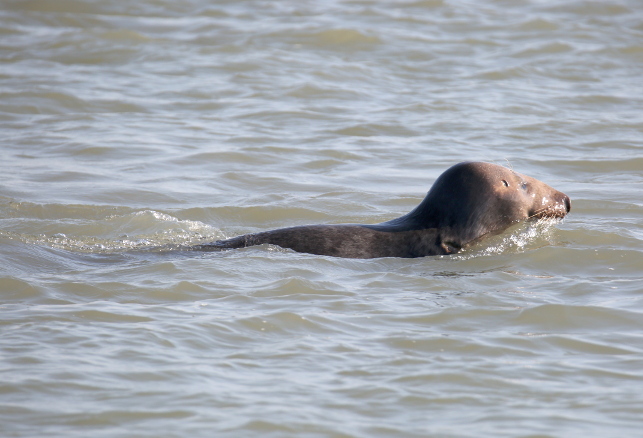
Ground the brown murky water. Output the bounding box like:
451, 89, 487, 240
2, 1, 643, 437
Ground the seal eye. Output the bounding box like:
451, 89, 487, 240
501, 180, 509, 187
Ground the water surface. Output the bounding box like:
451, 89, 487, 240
2, 1, 643, 437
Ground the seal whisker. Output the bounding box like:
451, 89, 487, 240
527, 201, 569, 220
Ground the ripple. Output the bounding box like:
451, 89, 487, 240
515, 304, 642, 332
274, 28, 382, 49
2, 0, 643, 436
0, 277, 43, 300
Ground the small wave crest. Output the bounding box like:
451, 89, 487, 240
3, 208, 224, 253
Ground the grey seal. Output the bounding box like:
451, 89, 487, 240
197, 162, 570, 258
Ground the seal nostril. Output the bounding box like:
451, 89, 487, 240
564, 196, 571, 213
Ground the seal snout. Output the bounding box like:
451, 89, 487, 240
551, 192, 571, 218
531, 190, 571, 220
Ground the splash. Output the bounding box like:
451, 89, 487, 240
2, 209, 224, 253
456, 218, 564, 259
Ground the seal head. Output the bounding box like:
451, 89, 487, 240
377, 161, 571, 252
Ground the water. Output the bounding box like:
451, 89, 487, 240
1, 0, 643, 436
